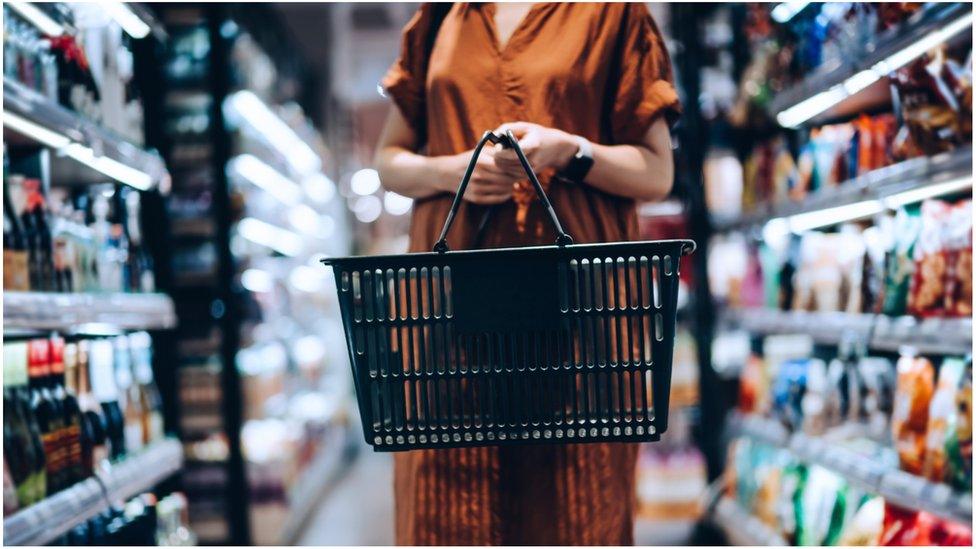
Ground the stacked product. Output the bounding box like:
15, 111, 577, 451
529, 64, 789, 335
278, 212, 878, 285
2, 333, 166, 516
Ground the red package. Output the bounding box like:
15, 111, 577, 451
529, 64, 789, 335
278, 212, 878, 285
881, 503, 931, 546
892, 353, 935, 474
929, 516, 973, 546
943, 200, 972, 317
908, 200, 951, 317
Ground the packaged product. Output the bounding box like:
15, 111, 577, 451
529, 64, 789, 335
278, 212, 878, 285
928, 515, 973, 546
838, 496, 885, 546
795, 466, 847, 546
772, 358, 812, 432
908, 199, 951, 317
891, 352, 935, 474
776, 462, 805, 544
753, 453, 782, 528
881, 205, 922, 316
837, 226, 867, 313
943, 200, 972, 317
880, 503, 932, 546
922, 357, 966, 482
738, 353, 764, 414
859, 356, 896, 439
946, 359, 972, 490
802, 358, 833, 435
792, 142, 816, 202
860, 224, 889, 313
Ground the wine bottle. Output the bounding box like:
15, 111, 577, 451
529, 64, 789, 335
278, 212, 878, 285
113, 336, 144, 453
28, 339, 65, 495
3, 163, 30, 291
20, 179, 55, 292
130, 332, 164, 444
52, 337, 84, 485
3, 342, 41, 507
89, 339, 126, 461
76, 339, 109, 471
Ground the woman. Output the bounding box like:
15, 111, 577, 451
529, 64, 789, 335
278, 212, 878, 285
374, 3, 680, 545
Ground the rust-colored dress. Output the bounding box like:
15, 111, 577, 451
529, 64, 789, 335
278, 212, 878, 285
381, 3, 681, 545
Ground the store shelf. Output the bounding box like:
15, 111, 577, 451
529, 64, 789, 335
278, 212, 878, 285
711, 147, 973, 233
768, 3, 973, 126
3, 439, 183, 546
3, 291, 178, 332
729, 414, 972, 525
711, 497, 788, 546
720, 308, 972, 356
2, 78, 170, 191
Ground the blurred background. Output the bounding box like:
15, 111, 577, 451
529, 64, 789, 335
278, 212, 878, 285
2, 2, 972, 547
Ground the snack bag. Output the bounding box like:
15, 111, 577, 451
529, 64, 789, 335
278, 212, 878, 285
892, 352, 935, 474
796, 466, 847, 546
773, 359, 816, 432
882, 205, 922, 316
880, 504, 932, 546
908, 200, 951, 317
922, 358, 966, 482
859, 356, 896, 439
839, 496, 885, 546
946, 360, 972, 491
943, 200, 972, 317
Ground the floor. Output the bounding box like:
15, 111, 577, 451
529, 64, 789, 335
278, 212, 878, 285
297, 446, 396, 546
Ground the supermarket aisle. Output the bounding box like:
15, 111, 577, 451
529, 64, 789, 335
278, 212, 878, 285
298, 448, 396, 545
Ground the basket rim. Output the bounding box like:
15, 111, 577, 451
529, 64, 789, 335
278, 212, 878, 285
320, 238, 695, 266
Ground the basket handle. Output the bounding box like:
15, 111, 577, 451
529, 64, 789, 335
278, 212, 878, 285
433, 130, 574, 253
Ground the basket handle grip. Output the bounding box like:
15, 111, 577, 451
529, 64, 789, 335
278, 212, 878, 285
433, 130, 574, 253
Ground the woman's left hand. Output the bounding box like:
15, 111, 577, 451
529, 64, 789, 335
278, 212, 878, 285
492, 121, 579, 177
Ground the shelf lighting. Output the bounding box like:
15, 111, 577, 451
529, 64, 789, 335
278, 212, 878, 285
883, 176, 972, 208
777, 11, 974, 128
237, 217, 304, 257
770, 1, 809, 23
303, 172, 336, 204
101, 2, 152, 39
223, 91, 321, 176
227, 154, 302, 205
5, 113, 152, 190
350, 168, 381, 196
7, 1, 66, 36
241, 268, 274, 293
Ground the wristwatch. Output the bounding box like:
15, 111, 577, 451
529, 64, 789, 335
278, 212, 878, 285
558, 134, 594, 183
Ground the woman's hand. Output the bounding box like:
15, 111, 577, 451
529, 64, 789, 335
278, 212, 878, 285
492, 121, 579, 177
435, 147, 517, 205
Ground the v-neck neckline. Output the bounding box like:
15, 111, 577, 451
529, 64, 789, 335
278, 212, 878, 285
484, 2, 545, 54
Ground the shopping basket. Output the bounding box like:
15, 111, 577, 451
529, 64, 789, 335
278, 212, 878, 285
322, 130, 695, 451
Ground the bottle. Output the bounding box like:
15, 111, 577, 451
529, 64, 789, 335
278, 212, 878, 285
75, 339, 109, 471
130, 332, 164, 444
20, 179, 55, 291
114, 336, 144, 454
92, 190, 120, 292
123, 189, 154, 292
89, 339, 126, 460
52, 337, 84, 485
108, 188, 130, 292
3, 457, 17, 516
4, 164, 30, 291
50, 200, 76, 292
28, 339, 65, 495
3, 342, 42, 507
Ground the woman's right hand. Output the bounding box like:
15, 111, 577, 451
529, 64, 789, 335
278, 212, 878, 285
436, 147, 517, 205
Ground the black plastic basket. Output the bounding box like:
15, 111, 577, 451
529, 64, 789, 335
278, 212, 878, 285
323, 130, 695, 451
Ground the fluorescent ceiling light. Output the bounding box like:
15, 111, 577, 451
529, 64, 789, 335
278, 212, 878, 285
883, 176, 972, 208
777, 12, 973, 128
3, 112, 71, 148
7, 1, 66, 36
771, 1, 809, 23
350, 168, 381, 196
101, 2, 152, 39
241, 268, 274, 293
223, 91, 321, 176
787, 200, 884, 232
237, 217, 304, 257
227, 154, 302, 205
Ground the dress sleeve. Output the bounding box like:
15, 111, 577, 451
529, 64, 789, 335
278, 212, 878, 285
381, 4, 434, 136
608, 3, 682, 144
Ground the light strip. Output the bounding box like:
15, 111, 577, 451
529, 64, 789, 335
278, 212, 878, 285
227, 154, 303, 205
787, 200, 884, 233
3, 112, 72, 148
7, 1, 66, 36
771, 1, 809, 23
883, 176, 973, 208
101, 2, 152, 39
4, 113, 153, 190
241, 268, 274, 293
223, 91, 322, 176
777, 11, 973, 128
237, 217, 304, 257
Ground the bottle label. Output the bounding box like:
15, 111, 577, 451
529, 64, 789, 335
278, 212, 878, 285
3, 250, 30, 290
40, 431, 63, 489
124, 423, 143, 454
63, 423, 82, 479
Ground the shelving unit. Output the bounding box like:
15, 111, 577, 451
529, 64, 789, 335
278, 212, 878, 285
719, 308, 973, 356
3, 291, 177, 332
728, 414, 972, 525
768, 3, 973, 127
710, 497, 789, 546
2, 439, 184, 547
3, 77, 170, 191
711, 147, 973, 233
